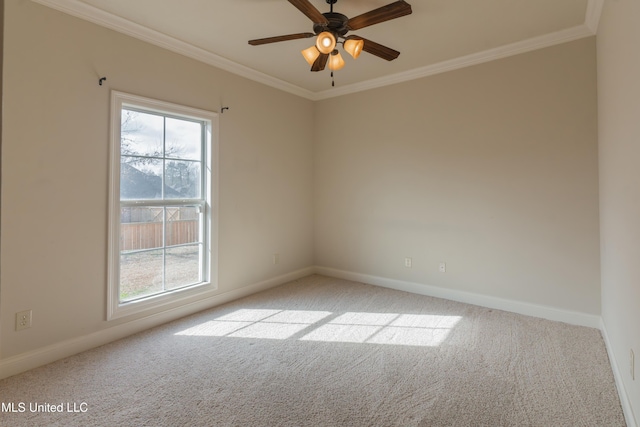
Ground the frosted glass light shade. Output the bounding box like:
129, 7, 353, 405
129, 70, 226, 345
301, 45, 320, 65
344, 39, 364, 59
316, 32, 336, 54
328, 51, 345, 71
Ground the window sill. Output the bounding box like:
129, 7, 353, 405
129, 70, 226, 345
107, 281, 218, 321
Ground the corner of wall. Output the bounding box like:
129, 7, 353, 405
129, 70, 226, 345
585, 0, 605, 34
0, 0, 5, 362
600, 318, 638, 427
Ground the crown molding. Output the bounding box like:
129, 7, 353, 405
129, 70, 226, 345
30, 0, 316, 100
312, 24, 594, 100
585, 0, 605, 34
32, 0, 600, 102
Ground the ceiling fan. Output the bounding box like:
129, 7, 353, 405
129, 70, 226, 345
248, 0, 412, 75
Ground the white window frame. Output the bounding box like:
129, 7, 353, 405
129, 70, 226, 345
107, 91, 218, 320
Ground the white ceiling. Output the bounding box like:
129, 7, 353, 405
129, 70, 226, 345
34, 0, 603, 100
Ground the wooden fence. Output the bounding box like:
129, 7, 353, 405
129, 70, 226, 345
120, 220, 199, 251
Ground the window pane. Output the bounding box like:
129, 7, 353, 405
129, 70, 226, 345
121, 158, 163, 200
121, 110, 164, 157
120, 249, 164, 302
110, 92, 216, 320
120, 207, 163, 251
165, 245, 201, 290
166, 206, 200, 246
165, 117, 202, 161
165, 160, 201, 199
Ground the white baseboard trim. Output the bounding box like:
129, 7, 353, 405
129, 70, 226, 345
600, 319, 638, 427
314, 266, 601, 329
0, 266, 315, 380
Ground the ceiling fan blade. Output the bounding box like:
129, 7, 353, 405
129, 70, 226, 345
348, 36, 400, 61
288, 0, 329, 24
249, 33, 315, 46
347, 0, 412, 31
311, 53, 329, 72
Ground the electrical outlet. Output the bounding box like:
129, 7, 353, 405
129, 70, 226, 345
273, 253, 279, 265
631, 349, 635, 380
439, 262, 446, 273
16, 310, 32, 331
404, 257, 412, 268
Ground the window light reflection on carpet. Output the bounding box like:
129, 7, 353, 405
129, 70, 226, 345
175, 309, 461, 347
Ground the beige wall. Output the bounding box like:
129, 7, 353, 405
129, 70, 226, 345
315, 37, 600, 314
598, 0, 640, 422
0, 1, 314, 358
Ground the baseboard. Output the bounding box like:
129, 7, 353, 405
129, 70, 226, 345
314, 266, 601, 329
600, 319, 638, 427
0, 266, 315, 380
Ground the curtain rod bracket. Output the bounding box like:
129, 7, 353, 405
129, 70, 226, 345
221, 107, 229, 113
99, 77, 107, 86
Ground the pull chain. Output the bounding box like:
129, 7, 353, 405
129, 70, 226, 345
331, 71, 335, 87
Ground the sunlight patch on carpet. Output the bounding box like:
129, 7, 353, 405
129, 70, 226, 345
176, 309, 461, 346
300, 312, 462, 346
175, 309, 332, 340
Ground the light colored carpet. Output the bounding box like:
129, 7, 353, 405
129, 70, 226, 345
0, 275, 625, 426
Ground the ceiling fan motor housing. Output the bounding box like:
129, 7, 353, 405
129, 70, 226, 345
314, 12, 349, 37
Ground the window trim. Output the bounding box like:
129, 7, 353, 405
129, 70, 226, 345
107, 91, 218, 321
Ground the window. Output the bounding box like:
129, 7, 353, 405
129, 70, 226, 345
108, 92, 218, 320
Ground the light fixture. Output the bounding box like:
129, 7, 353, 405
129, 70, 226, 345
328, 50, 345, 71
315, 31, 336, 54
343, 38, 364, 59
301, 31, 364, 83
301, 46, 320, 66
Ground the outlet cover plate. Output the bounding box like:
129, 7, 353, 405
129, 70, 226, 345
16, 310, 32, 331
